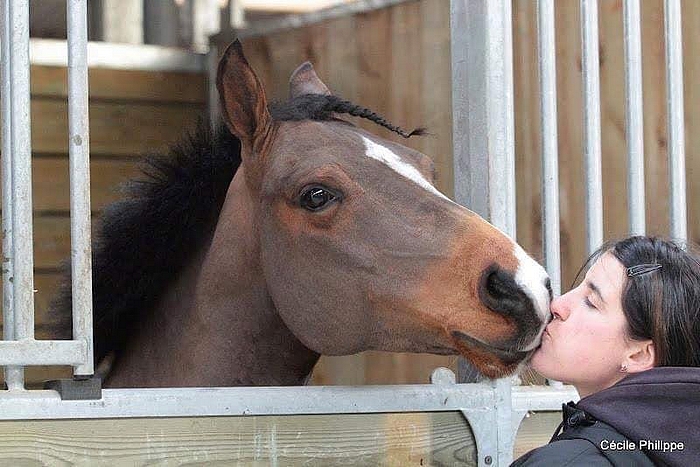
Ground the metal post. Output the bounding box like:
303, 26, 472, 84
537, 0, 561, 297
1, 0, 22, 390
624, 0, 645, 236
580, 0, 603, 254
67, 0, 94, 377
664, 0, 687, 241
451, 0, 517, 464
8, 0, 34, 346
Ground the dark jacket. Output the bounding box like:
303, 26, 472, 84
511, 367, 700, 466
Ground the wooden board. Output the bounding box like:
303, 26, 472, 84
0, 412, 477, 466
0, 410, 561, 465
28, 157, 142, 212
29, 99, 204, 157
31, 66, 207, 103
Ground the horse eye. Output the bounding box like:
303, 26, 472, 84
299, 186, 339, 211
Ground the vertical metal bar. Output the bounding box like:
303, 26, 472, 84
664, 0, 686, 241
8, 0, 34, 343
537, 0, 561, 297
624, 0, 645, 236
537, 0, 564, 389
503, 0, 516, 239
451, 1, 516, 465
67, 0, 94, 376
1, 0, 23, 390
580, 0, 603, 254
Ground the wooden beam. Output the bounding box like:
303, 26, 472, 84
241, 0, 350, 13
0, 412, 477, 465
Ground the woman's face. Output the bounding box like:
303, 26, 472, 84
530, 252, 637, 397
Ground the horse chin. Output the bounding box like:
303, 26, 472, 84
451, 331, 532, 378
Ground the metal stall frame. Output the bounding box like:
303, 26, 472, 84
5, 0, 689, 465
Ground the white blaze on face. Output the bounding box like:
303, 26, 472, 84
514, 245, 552, 349
360, 135, 451, 202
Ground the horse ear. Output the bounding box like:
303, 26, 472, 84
216, 39, 272, 148
289, 62, 331, 98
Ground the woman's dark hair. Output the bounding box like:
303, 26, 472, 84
574, 236, 700, 367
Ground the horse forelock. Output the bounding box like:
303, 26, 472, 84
270, 94, 426, 139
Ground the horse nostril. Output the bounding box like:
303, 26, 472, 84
478, 265, 529, 320
484, 268, 517, 302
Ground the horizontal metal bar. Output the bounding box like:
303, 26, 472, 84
511, 385, 578, 411
238, 0, 414, 39
0, 384, 579, 421
0, 340, 87, 366
29, 39, 205, 73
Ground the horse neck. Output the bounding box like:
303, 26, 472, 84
105, 168, 320, 387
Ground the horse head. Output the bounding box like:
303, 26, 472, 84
216, 40, 551, 378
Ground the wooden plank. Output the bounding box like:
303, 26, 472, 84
0, 412, 476, 466
11, 158, 141, 212
514, 411, 562, 459
0, 366, 73, 389
30, 65, 207, 103
0, 273, 68, 334
513, 0, 542, 263
31, 216, 92, 270
30, 98, 205, 157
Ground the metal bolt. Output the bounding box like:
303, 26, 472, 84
484, 456, 493, 465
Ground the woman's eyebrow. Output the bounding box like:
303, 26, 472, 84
586, 281, 606, 305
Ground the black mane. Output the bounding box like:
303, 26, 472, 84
51, 94, 423, 366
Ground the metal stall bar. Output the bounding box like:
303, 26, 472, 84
8, 0, 34, 347
0, 340, 87, 366
537, 0, 565, 390
1, 0, 22, 390
664, 0, 687, 241
580, 0, 603, 254
537, 0, 561, 297
624, 0, 645, 236
451, 0, 518, 465
0, 383, 579, 421
67, 0, 94, 376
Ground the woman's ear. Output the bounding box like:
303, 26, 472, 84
625, 339, 656, 373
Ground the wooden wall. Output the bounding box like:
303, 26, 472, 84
222, 0, 700, 385
0, 410, 563, 465
0, 64, 207, 386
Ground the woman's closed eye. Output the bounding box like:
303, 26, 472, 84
584, 296, 597, 310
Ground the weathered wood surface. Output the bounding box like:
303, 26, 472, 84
31, 65, 206, 103
0, 412, 479, 466
0, 410, 562, 466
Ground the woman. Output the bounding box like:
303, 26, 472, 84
512, 236, 700, 466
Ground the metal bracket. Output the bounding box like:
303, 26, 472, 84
44, 376, 102, 400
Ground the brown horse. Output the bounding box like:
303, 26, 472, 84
53, 40, 552, 387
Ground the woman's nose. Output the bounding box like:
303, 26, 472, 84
550, 294, 570, 321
